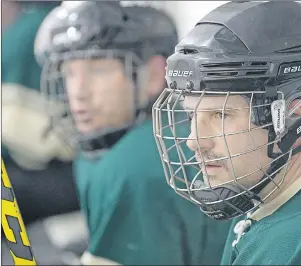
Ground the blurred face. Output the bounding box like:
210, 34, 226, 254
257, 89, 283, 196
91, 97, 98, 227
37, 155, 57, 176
62, 58, 134, 134
184, 95, 272, 189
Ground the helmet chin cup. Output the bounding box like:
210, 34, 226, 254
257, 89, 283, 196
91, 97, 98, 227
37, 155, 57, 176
193, 184, 255, 220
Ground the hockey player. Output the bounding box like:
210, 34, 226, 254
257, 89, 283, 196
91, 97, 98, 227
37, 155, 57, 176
153, 1, 301, 265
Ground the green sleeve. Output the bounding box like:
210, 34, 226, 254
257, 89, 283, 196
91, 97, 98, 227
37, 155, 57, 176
85, 169, 186, 265
175, 197, 231, 265
2, 50, 42, 91
2, 7, 55, 90
85, 166, 231, 265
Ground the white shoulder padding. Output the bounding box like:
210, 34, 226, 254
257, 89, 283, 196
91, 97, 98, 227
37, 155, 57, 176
2, 83, 75, 170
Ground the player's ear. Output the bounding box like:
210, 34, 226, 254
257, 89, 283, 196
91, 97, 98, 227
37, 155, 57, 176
145, 55, 166, 97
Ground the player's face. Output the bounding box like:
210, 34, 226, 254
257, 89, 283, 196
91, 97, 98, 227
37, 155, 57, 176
63, 58, 134, 134
184, 95, 272, 189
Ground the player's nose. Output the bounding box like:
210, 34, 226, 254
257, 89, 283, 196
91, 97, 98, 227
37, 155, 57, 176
186, 117, 215, 153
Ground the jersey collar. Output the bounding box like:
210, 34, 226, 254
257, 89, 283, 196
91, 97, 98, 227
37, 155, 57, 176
249, 176, 301, 221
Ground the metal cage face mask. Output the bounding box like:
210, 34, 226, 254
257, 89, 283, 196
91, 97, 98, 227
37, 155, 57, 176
41, 48, 145, 156
153, 88, 298, 220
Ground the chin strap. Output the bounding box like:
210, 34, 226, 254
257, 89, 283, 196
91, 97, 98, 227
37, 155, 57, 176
79, 128, 128, 156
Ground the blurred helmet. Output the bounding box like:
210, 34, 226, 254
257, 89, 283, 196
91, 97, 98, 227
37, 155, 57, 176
35, 1, 177, 157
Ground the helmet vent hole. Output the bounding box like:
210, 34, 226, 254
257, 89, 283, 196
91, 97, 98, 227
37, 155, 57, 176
179, 48, 199, 55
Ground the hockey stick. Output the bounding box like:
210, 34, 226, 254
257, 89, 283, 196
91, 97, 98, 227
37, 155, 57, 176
1, 159, 36, 265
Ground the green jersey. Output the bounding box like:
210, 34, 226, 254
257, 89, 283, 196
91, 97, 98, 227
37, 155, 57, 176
2, 5, 56, 90
221, 190, 301, 265
75, 118, 231, 265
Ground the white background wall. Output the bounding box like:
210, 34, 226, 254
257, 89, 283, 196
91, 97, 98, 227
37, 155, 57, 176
121, 1, 228, 39
162, 1, 228, 39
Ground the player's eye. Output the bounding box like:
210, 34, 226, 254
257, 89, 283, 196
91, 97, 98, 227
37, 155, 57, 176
214, 112, 229, 119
